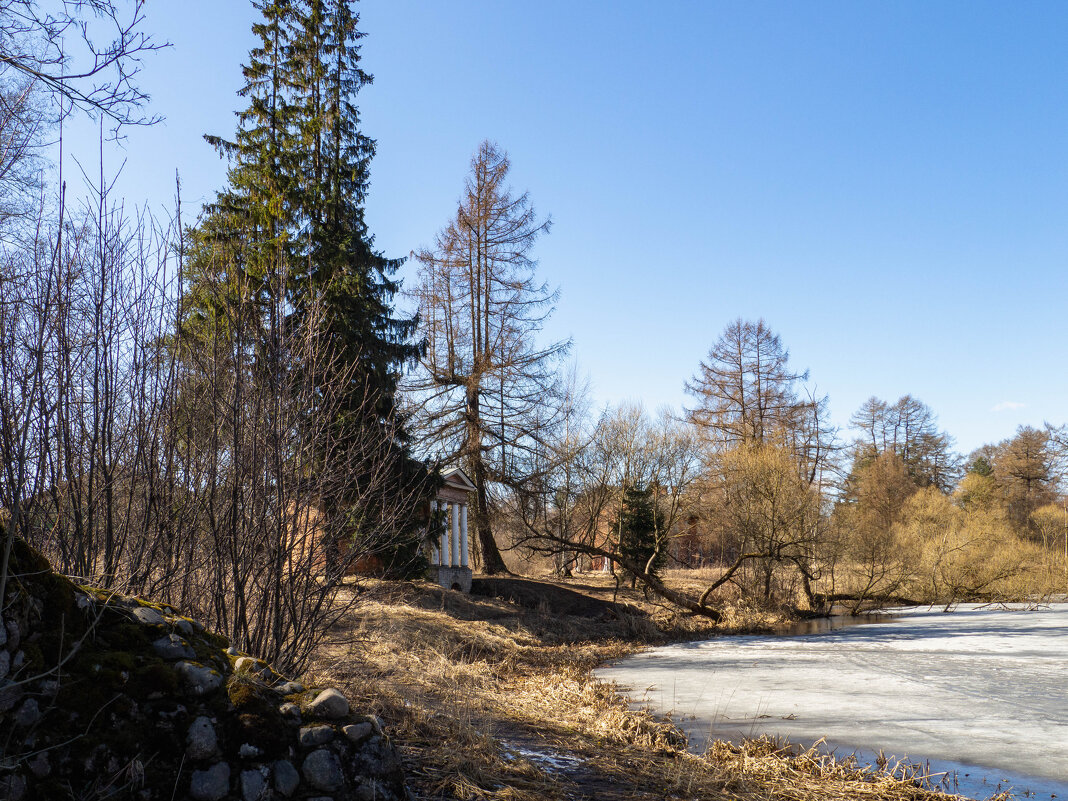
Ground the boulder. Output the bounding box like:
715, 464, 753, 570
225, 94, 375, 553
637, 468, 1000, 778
302, 748, 345, 791
189, 762, 230, 801
279, 701, 301, 722
13, 698, 39, 728
240, 766, 267, 801
153, 632, 196, 660
186, 716, 218, 760
176, 661, 224, 696
299, 725, 336, 747
307, 687, 349, 719
342, 722, 373, 743
273, 759, 300, 797
131, 606, 166, 626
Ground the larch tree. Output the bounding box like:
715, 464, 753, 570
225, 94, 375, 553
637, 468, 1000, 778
409, 140, 569, 574
847, 395, 959, 491
985, 426, 1064, 535
685, 319, 810, 448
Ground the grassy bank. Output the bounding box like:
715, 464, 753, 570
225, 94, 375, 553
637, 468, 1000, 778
307, 575, 965, 801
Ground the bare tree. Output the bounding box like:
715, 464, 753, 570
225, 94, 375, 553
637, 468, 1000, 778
407, 140, 569, 574
685, 318, 812, 449
830, 451, 918, 611
0, 0, 163, 126
508, 403, 722, 617
0, 71, 42, 231
0, 166, 423, 673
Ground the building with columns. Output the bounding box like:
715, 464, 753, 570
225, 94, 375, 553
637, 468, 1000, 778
428, 467, 475, 592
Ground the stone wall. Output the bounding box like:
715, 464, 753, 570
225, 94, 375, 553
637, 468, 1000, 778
0, 534, 410, 800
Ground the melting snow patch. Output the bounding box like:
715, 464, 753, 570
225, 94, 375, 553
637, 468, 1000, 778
502, 743, 585, 774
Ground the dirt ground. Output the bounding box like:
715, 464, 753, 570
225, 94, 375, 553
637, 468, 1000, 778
306, 573, 971, 801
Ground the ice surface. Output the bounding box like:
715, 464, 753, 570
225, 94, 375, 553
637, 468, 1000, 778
595, 604, 1068, 800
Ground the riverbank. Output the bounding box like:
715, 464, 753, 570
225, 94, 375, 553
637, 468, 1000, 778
307, 575, 967, 801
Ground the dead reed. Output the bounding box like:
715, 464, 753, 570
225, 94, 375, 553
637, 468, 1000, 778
306, 578, 973, 801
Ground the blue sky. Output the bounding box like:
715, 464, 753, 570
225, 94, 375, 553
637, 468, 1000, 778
63, 1, 1068, 455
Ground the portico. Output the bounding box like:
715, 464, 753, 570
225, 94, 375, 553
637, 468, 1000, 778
428, 466, 475, 592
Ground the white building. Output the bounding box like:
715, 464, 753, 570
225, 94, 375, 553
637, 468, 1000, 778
428, 467, 475, 592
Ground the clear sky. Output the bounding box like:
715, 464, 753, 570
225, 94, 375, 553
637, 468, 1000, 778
63, 0, 1068, 456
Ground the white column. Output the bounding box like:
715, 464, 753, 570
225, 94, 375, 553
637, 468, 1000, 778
451, 502, 460, 567
460, 503, 469, 568
438, 501, 449, 566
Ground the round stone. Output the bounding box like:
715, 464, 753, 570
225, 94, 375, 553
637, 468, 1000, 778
306, 687, 349, 719
186, 716, 218, 759
14, 698, 39, 728
299, 725, 335, 747
240, 767, 267, 801
342, 722, 372, 743
273, 759, 300, 797
176, 661, 224, 696
153, 633, 195, 660
189, 762, 230, 801
28, 752, 50, 778
302, 748, 345, 791
131, 606, 166, 626
279, 702, 301, 722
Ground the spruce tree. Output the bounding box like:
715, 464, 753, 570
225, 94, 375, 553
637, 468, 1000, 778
615, 483, 667, 588
288, 0, 422, 423
184, 0, 298, 343
187, 0, 429, 575
288, 0, 428, 576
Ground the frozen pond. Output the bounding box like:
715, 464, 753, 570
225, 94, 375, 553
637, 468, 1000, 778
596, 604, 1068, 800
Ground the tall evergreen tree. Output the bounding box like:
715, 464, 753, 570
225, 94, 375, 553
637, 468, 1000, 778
186, 0, 429, 575
288, 0, 422, 423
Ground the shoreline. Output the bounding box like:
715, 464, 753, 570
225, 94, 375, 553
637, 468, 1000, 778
598, 602, 1068, 801
313, 577, 973, 801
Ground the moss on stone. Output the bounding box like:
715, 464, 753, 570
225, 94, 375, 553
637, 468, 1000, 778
227, 675, 268, 712
132, 660, 180, 696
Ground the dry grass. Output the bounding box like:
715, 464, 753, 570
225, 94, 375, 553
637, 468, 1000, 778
306, 576, 974, 801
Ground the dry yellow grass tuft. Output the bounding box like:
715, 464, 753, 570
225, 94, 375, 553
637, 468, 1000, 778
306, 577, 970, 801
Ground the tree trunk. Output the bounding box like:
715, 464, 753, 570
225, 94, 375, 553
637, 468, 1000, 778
467, 386, 509, 575
475, 465, 508, 574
